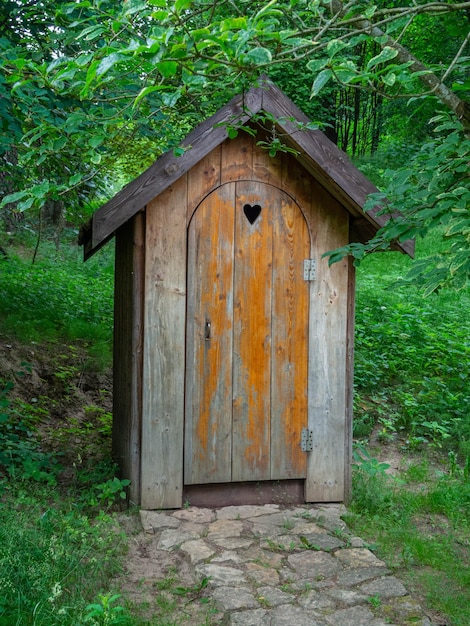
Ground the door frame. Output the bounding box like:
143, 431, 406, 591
184, 181, 311, 487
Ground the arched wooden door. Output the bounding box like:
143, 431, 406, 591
185, 181, 310, 485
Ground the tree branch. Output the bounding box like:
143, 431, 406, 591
330, 0, 470, 130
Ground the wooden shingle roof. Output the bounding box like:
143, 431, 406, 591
80, 77, 414, 260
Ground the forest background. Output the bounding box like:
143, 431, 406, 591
0, 1, 469, 625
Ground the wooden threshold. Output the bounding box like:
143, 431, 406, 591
183, 480, 305, 508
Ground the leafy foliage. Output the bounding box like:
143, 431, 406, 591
0, 0, 468, 292
354, 261, 470, 456
327, 114, 470, 293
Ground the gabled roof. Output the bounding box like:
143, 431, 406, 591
80, 76, 414, 260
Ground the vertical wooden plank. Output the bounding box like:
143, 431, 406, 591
112, 213, 145, 505
185, 184, 235, 484
232, 181, 273, 482
186, 146, 221, 223
305, 179, 350, 502
344, 255, 356, 504
221, 133, 254, 183
252, 129, 282, 185
270, 191, 310, 479
141, 177, 187, 509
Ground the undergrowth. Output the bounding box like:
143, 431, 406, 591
0, 227, 468, 624
0, 236, 113, 369
348, 452, 470, 626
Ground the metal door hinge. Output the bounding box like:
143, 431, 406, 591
301, 428, 313, 452
303, 259, 316, 281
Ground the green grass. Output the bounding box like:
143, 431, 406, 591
1, 227, 469, 624
0, 486, 132, 625
0, 236, 114, 369
346, 458, 470, 626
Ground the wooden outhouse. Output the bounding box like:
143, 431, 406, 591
80, 78, 412, 510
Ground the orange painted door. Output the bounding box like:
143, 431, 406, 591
185, 181, 310, 485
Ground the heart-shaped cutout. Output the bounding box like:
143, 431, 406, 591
243, 203, 261, 225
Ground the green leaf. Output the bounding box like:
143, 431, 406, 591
306, 58, 327, 74
382, 72, 396, 87
326, 39, 348, 58
69, 173, 82, 186
244, 47, 272, 65
175, 0, 192, 13
220, 17, 247, 31
0, 190, 29, 207
157, 60, 178, 77
96, 53, 123, 77
17, 197, 35, 211
77, 24, 106, 41
311, 69, 332, 96
132, 85, 164, 109
366, 46, 398, 70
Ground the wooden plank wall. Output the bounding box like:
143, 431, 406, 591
113, 214, 145, 504
138, 133, 352, 508
280, 152, 350, 502
141, 180, 188, 509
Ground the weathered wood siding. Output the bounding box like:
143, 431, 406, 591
139, 133, 352, 508
141, 180, 187, 509
113, 214, 144, 504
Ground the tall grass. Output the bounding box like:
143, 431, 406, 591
354, 237, 470, 458
0, 236, 114, 368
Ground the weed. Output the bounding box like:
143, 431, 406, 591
368, 594, 381, 609
90, 477, 131, 509
84, 593, 128, 625
299, 536, 320, 551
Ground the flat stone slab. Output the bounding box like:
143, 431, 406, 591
297, 589, 335, 610
270, 603, 328, 625
139, 510, 181, 532
210, 536, 255, 549
336, 566, 391, 587
206, 519, 244, 540
288, 550, 341, 580
157, 529, 199, 550
334, 548, 387, 568
360, 576, 408, 598
256, 586, 294, 607
245, 563, 280, 585
325, 605, 376, 626
230, 609, 270, 625
212, 586, 259, 611
324, 587, 369, 606
298, 533, 346, 551
196, 563, 247, 586
179, 539, 215, 564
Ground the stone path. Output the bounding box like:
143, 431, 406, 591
133, 504, 434, 625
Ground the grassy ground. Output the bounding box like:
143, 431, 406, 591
0, 231, 468, 625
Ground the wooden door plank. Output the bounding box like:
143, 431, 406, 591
270, 191, 310, 480
141, 179, 187, 509
232, 181, 273, 482
185, 184, 235, 484
186, 146, 221, 224
304, 180, 350, 503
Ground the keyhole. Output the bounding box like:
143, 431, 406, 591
243, 203, 262, 225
